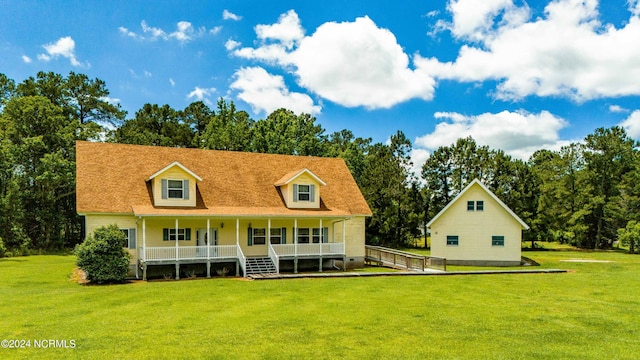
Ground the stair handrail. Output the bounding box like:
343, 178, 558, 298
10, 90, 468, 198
268, 242, 279, 274
237, 244, 247, 277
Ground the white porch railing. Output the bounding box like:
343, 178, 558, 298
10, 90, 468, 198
271, 243, 345, 256
144, 245, 238, 261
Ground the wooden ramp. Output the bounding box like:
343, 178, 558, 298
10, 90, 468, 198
365, 245, 446, 272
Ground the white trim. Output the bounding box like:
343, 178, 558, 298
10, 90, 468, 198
147, 161, 203, 182
275, 168, 327, 186
426, 178, 529, 230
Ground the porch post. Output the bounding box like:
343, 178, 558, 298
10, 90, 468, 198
268, 218, 271, 247
343, 218, 347, 271
175, 218, 179, 280
142, 217, 147, 280
236, 218, 239, 246
294, 218, 298, 273
236, 218, 240, 276
206, 218, 211, 278
319, 218, 323, 272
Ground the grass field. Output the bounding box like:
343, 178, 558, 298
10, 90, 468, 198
1, 251, 639, 359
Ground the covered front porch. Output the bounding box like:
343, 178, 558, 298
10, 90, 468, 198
136, 216, 350, 280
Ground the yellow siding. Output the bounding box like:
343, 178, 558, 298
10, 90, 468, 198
85, 214, 139, 264
430, 183, 522, 264
344, 217, 365, 259
152, 166, 198, 207
280, 172, 322, 209
85, 214, 367, 268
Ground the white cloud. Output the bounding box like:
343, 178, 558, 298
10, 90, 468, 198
445, 0, 528, 41
171, 21, 205, 42
100, 96, 120, 104
169, 78, 175, 87
415, 110, 570, 160
609, 105, 629, 113
21, 55, 32, 63
422, 0, 640, 101
410, 148, 431, 178
620, 110, 640, 138
122, 21, 207, 43
187, 86, 217, 105
118, 26, 140, 39
230, 66, 321, 116
225, 39, 241, 51
209, 26, 222, 35
144, 70, 152, 78
232, 11, 436, 109
38, 36, 82, 66
629, 0, 640, 16
255, 10, 304, 49
223, 10, 242, 21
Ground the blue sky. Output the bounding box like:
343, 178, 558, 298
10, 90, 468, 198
2, 0, 640, 168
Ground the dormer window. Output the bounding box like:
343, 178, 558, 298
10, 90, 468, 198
295, 184, 313, 202
149, 162, 201, 207
162, 179, 189, 200
275, 168, 325, 209
168, 180, 185, 199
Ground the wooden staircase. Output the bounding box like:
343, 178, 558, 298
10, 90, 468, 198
245, 257, 277, 276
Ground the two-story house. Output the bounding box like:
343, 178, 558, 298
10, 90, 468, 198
76, 141, 372, 279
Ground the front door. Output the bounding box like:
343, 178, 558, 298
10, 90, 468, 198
196, 228, 218, 257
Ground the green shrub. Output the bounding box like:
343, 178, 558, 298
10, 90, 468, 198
618, 220, 640, 254
0, 237, 6, 258
75, 224, 130, 283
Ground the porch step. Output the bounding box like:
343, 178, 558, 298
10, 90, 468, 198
245, 257, 277, 275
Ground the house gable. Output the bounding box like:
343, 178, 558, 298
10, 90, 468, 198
148, 162, 200, 207
427, 179, 528, 265
427, 179, 529, 230
275, 168, 326, 209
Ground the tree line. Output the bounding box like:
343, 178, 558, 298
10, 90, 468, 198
1, 71, 639, 255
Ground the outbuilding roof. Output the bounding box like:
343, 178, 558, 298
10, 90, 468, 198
76, 141, 372, 217
426, 178, 529, 229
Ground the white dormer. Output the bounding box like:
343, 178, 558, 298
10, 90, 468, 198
148, 162, 202, 207
275, 168, 326, 209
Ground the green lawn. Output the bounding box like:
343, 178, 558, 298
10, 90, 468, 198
1, 252, 639, 359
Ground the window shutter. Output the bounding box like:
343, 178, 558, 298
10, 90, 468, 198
129, 228, 137, 249
161, 179, 168, 199
247, 227, 253, 246
186, 228, 191, 240
293, 184, 298, 202
282, 227, 286, 244
183, 180, 189, 200
310, 185, 315, 202
323, 227, 328, 243
163, 228, 169, 241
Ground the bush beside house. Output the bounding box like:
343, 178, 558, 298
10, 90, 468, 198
75, 224, 130, 283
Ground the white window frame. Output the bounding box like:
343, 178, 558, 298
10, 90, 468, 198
167, 179, 184, 199
270, 228, 282, 244
164, 228, 190, 241
297, 228, 310, 243
297, 184, 311, 201
253, 228, 266, 245
120, 229, 134, 249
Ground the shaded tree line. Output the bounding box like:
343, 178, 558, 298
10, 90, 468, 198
1, 71, 639, 255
